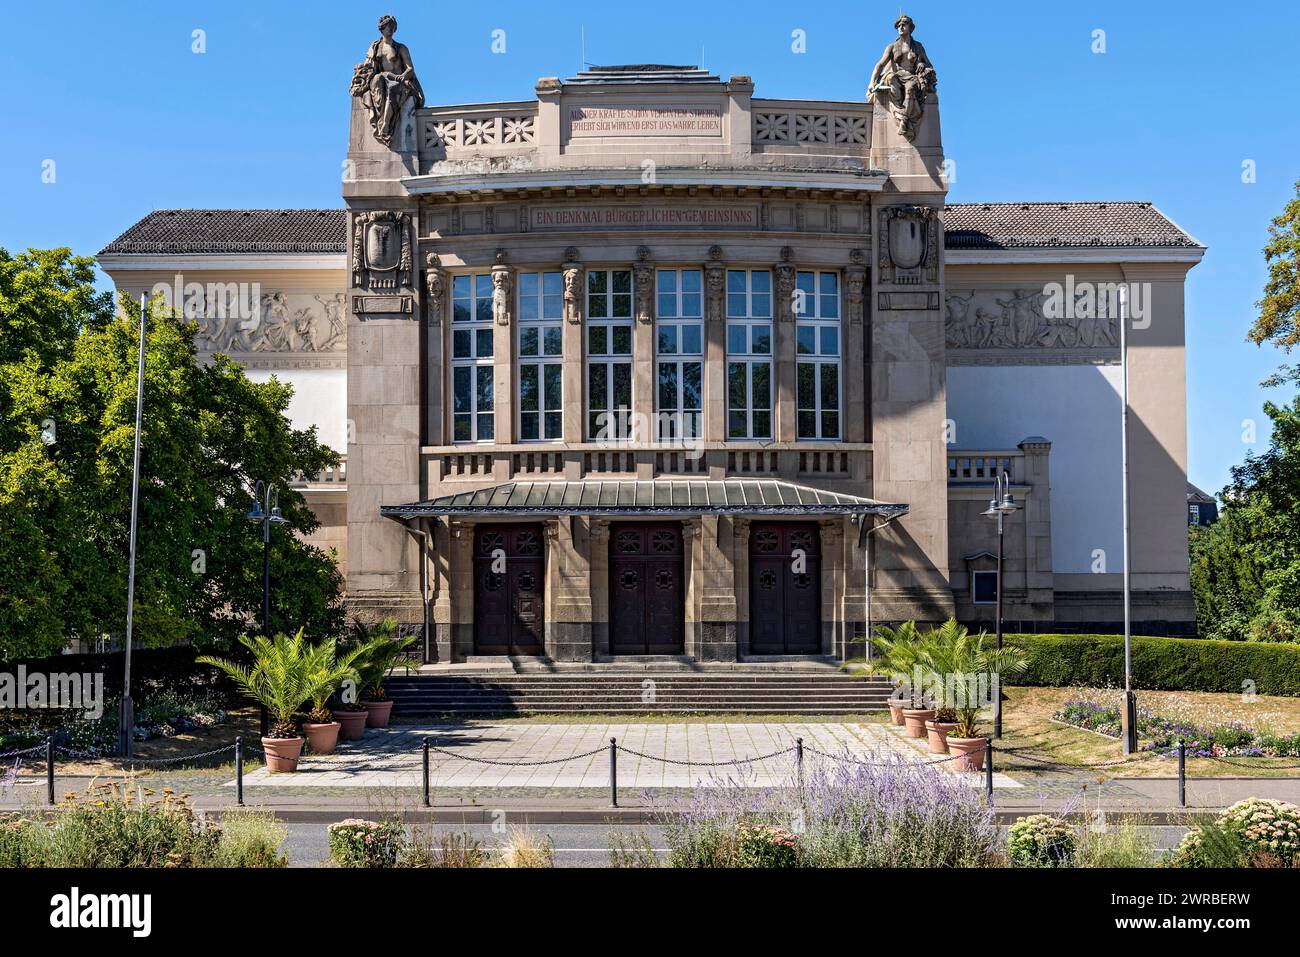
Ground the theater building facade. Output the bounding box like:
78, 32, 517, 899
99, 16, 1206, 663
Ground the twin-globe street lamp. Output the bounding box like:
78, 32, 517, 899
246, 480, 287, 736
982, 471, 1018, 739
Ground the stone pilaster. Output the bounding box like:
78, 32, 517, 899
545, 518, 593, 661
694, 516, 740, 661
490, 249, 515, 449
703, 246, 728, 475
631, 246, 656, 455
773, 246, 797, 444
1018, 437, 1055, 617
345, 206, 424, 624
560, 249, 585, 462
819, 519, 846, 656
869, 202, 954, 622
588, 519, 611, 658
448, 520, 475, 661
733, 518, 752, 656
423, 251, 447, 446
844, 249, 868, 445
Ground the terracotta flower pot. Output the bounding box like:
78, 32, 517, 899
902, 708, 936, 738
888, 699, 909, 726
924, 720, 959, 754
363, 699, 394, 728
946, 736, 989, 772
303, 721, 341, 755
335, 710, 368, 741
261, 736, 304, 773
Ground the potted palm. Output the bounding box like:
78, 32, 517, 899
917, 621, 1027, 771
198, 630, 315, 773
351, 619, 417, 728
924, 705, 960, 754
302, 638, 366, 755
855, 621, 923, 726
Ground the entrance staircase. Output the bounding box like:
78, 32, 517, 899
383, 660, 894, 716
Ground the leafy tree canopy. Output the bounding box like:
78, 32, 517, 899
1250, 179, 1300, 350
0, 247, 343, 658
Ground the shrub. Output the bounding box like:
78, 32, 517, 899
1007, 815, 1076, 867
607, 828, 659, 868
1077, 823, 1158, 868
399, 828, 487, 868
1007, 633, 1300, 696
27, 784, 221, 867
495, 829, 555, 868
736, 823, 798, 868
0, 813, 37, 867
664, 756, 1002, 868
213, 811, 288, 868
328, 818, 404, 868
1171, 799, 1300, 868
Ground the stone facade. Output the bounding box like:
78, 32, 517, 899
98, 15, 1206, 659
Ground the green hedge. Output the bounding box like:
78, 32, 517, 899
1004, 633, 1300, 697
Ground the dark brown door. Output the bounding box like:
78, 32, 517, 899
474, 524, 545, 655
749, 523, 821, 654
609, 523, 684, 655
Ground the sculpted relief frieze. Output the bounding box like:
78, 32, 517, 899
194, 291, 347, 369
945, 289, 1120, 366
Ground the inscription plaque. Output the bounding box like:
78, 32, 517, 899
567, 105, 723, 137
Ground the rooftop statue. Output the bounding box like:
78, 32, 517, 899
351, 15, 425, 148
867, 14, 937, 141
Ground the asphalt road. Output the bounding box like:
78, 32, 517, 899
281, 821, 1190, 868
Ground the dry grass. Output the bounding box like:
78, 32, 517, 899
999, 687, 1300, 779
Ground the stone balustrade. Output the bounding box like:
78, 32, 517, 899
947, 450, 1022, 484
421, 102, 539, 153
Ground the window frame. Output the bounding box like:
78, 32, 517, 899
795, 270, 842, 441
585, 268, 636, 442
655, 268, 704, 443
971, 569, 999, 605
516, 270, 564, 443
725, 269, 774, 441
450, 273, 496, 444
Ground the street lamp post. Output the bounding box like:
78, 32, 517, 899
982, 470, 1018, 739
247, 480, 286, 736
118, 294, 148, 757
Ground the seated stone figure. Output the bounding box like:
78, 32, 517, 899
868, 14, 937, 141
351, 14, 424, 148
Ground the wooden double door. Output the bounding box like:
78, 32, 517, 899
473, 524, 545, 655
609, 523, 685, 655
749, 522, 821, 655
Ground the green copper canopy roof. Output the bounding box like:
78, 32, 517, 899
380, 479, 907, 519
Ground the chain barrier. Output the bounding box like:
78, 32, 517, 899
614, 744, 796, 767
427, 744, 608, 767
0, 744, 47, 760
1203, 753, 1300, 771
801, 743, 968, 767
53, 743, 239, 767
997, 745, 1167, 772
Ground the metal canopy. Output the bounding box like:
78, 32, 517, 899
380, 479, 908, 520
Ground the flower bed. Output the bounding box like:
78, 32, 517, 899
1054, 697, 1300, 758
0, 690, 232, 758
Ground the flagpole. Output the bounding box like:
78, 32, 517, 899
119, 293, 147, 757
1119, 283, 1136, 754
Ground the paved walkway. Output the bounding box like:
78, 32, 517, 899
238, 722, 1022, 789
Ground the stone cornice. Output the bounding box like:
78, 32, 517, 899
402, 168, 888, 196
98, 253, 347, 271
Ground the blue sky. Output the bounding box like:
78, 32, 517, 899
1, 0, 1297, 496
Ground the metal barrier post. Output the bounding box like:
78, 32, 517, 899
422, 737, 431, 808
795, 737, 804, 791
235, 736, 244, 807
984, 737, 994, 801
1177, 739, 1186, 808
609, 737, 618, 808
46, 736, 55, 805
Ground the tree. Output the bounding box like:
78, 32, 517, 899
1250, 179, 1300, 350
0, 247, 344, 657
1190, 395, 1300, 641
